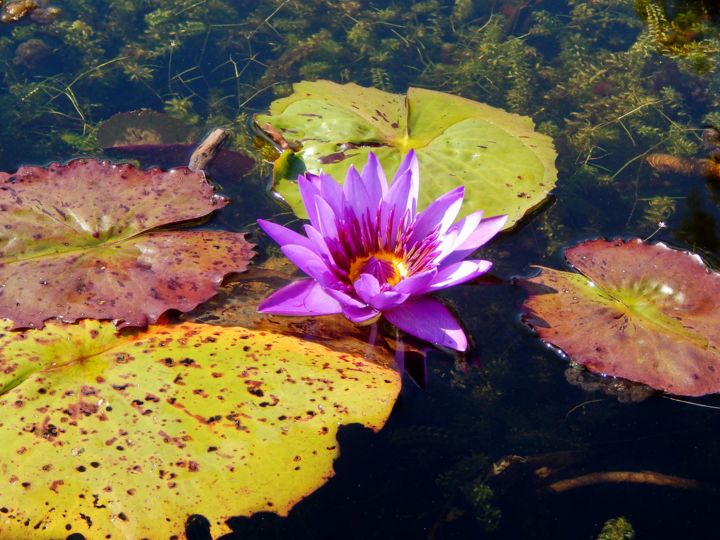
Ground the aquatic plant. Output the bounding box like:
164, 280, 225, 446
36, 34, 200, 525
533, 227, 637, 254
521, 238, 720, 396
0, 159, 253, 328
257, 151, 506, 351
0, 317, 400, 538
256, 80, 558, 229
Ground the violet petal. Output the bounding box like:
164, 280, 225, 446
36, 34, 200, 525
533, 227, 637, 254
343, 165, 371, 220
281, 244, 336, 286
343, 304, 380, 324
258, 279, 342, 316
428, 260, 493, 291
384, 296, 468, 351
442, 214, 508, 265
298, 174, 323, 230
361, 152, 388, 202
313, 194, 339, 241
257, 219, 314, 251
409, 186, 464, 243
393, 268, 438, 296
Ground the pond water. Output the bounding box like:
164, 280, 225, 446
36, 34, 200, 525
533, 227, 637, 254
2, 0, 720, 538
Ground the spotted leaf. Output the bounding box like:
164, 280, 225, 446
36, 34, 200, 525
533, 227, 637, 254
0, 159, 254, 328
0, 319, 400, 538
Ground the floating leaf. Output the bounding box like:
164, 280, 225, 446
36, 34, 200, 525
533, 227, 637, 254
255, 80, 557, 228
0, 159, 254, 328
520, 238, 720, 396
0, 319, 400, 538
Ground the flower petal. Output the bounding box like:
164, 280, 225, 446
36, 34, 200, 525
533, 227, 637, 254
281, 244, 337, 287
298, 174, 323, 229
393, 268, 437, 296
312, 194, 339, 240
361, 152, 388, 203
428, 260, 493, 291
393, 149, 420, 187
317, 171, 344, 215
257, 219, 314, 251
409, 186, 465, 243
353, 274, 408, 310
384, 296, 467, 351
343, 304, 380, 324
442, 214, 508, 265
303, 224, 333, 261
258, 279, 342, 316
343, 165, 371, 220
353, 273, 381, 303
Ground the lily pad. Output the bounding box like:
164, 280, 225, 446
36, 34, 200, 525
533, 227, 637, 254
0, 319, 400, 538
520, 238, 720, 396
254, 80, 557, 228
0, 159, 254, 328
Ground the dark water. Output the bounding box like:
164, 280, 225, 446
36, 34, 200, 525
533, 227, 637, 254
3, 0, 720, 538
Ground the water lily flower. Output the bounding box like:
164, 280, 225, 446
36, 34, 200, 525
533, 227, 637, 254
257, 151, 506, 351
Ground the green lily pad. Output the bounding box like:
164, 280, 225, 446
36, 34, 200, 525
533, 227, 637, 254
520, 238, 720, 396
254, 80, 557, 228
0, 318, 400, 538
0, 159, 254, 329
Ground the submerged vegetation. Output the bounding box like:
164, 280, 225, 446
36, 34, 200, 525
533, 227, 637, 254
1, 0, 718, 173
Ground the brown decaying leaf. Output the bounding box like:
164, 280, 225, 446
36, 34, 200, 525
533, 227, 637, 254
0, 159, 254, 328
646, 153, 720, 180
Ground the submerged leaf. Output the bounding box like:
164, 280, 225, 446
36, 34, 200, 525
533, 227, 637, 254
255, 80, 557, 228
96, 109, 193, 148
520, 238, 720, 396
0, 319, 400, 538
0, 159, 254, 328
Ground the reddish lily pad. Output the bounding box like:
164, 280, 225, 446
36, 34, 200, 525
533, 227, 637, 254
520, 238, 720, 396
0, 319, 400, 538
0, 159, 254, 328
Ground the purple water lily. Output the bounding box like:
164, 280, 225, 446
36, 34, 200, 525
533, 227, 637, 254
257, 150, 506, 351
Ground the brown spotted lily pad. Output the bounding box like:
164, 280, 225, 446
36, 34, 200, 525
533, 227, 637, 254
0, 319, 400, 538
520, 238, 720, 396
0, 159, 254, 328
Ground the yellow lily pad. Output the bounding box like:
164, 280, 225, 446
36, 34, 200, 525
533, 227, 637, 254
0, 319, 400, 538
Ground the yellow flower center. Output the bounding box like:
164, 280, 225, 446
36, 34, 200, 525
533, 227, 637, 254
347, 251, 409, 286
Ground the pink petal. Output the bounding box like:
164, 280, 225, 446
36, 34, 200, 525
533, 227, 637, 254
384, 296, 467, 351
258, 279, 342, 316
